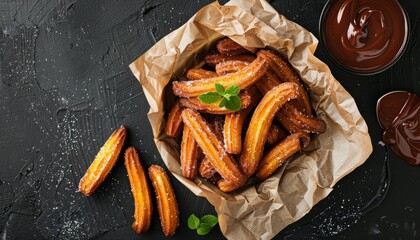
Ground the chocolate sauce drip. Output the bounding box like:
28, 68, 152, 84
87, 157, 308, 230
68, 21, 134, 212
377, 91, 420, 165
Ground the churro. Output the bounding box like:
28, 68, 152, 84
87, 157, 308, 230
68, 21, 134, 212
186, 68, 218, 80
165, 100, 185, 138
180, 126, 199, 180
216, 38, 250, 56
79, 126, 126, 196
215, 60, 249, 75
256, 132, 310, 180
173, 56, 268, 97
148, 165, 179, 237
124, 147, 153, 234
204, 53, 256, 67
181, 108, 247, 191
240, 83, 299, 176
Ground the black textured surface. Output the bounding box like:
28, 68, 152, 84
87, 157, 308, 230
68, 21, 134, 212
0, 0, 419, 239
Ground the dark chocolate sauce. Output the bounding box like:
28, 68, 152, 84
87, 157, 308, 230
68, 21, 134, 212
322, 0, 408, 74
377, 91, 420, 165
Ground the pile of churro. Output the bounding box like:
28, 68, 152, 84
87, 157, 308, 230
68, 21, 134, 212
79, 127, 179, 236
166, 38, 326, 192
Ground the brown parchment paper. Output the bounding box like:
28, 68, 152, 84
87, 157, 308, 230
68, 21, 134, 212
129, 0, 373, 239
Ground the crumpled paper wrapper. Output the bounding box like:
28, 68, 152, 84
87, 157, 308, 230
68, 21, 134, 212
129, 0, 373, 239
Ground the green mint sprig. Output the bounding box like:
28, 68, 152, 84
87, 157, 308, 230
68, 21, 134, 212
198, 83, 241, 111
188, 214, 219, 235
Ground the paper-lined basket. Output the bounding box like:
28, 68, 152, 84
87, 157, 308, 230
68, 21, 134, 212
129, 0, 372, 239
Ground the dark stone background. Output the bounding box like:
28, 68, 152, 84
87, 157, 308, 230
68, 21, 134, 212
0, 0, 419, 239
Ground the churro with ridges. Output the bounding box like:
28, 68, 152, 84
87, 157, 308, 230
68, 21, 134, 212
240, 83, 299, 176
181, 108, 246, 191
124, 147, 153, 234
282, 104, 326, 134
173, 56, 268, 97
79, 126, 126, 196
148, 165, 179, 237
204, 53, 255, 67
256, 132, 310, 180
257, 49, 313, 115
165, 100, 184, 137
216, 60, 249, 75
180, 126, 199, 180
216, 38, 250, 56
256, 71, 325, 134
186, 68, 218, 80
223, 107, 253, 155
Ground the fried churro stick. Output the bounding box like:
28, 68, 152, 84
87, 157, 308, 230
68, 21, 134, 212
186, 68, 218, 80
240, 83, 300, 176
79, 126, 126, 196
256, 132, 310, 180
124, 147, 153, 235
180, 126, 199, 180
181, 108, 247, 191
165, 100, 184, 137
257, 49, 313, 115
215, 60, 250, 75
148, 165, 179, 237
223, 107, 253, 155
198, 116, 224, 180
204, 53, 256, 67
282, 102, 326, 134
256, 70, 326, 134
216, 38, 250, 56
173, 56, 268, 97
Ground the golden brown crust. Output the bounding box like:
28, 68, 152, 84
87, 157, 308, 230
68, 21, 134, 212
257, 49, 313, 115
148, 165, 179, 237
199, 156, 218, 180
215, 60, 250, 75
223, 107, 253, 155
124, 147, 153, 234
181, 108, 247, 192
266, 123, 288, 146
256, 70, 325, 134
240, 83, 300, 176
79, 126, 127, 196
165, 100, 184, 137
216, 38, 250, 56
281, 104, 326, 134
180, 126, 199, 180
204, 53, 256, 67
186, 68, 218, 80
256, 132, 310, 180
173, 56, 268, 97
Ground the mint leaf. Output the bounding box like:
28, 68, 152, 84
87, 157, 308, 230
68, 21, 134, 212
200, 215, 218, 228
223, 95, 241, 111
197, 223, 212, 235
225, 84, 240, 96
199, 83, 241, 112
198, 92, 221, 104
218, 98, 228, 108
215, 83, 225, 95
188, 214, 200, 230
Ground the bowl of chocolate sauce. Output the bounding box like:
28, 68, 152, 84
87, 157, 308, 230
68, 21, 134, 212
320, 0, 409, 75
